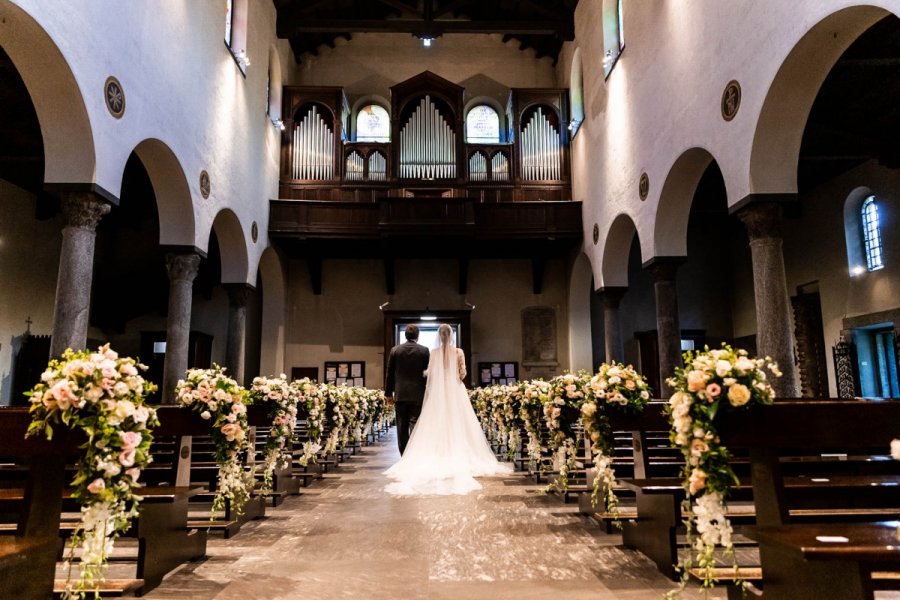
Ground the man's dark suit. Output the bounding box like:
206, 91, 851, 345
385, 339, 430, 454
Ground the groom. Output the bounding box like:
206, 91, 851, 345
385, 324, 430, 454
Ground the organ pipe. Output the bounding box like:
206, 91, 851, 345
399, 95, 456, 179
368, 152, 386, 181
520, 107, 560, 181
469, 152, 487, 182
345, 151, 363, 181
291, 105, 334, 180
491, 153, 509, 181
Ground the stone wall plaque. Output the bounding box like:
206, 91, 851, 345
592, 223, 599, 245
251, 221, 258, 243
639, 172, 649, 201
721, 80, 741, 122
522, 306, 558, 379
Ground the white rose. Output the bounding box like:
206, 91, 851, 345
715, 360, 732, 377
727, 383, 751, 407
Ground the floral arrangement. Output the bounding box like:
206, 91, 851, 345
542, 372, 591, 492
25, 344, 158, 599
292, 379, 326, 465
580, 362, 651, 519
176, 365, 253, 518
322, 386, 346, 455
248, 374, 296, 494
519, 380, 549, 471
666, 344, 780, 596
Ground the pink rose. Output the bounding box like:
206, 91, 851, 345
686, 370, 709, 392
705, 383, 721, 399
119, 431, 142, 451
688, 468, 707, 495
220, 423, 240, 442
119, 448, 137, 467
125, 468, 141, 482
87, 478, 106, 494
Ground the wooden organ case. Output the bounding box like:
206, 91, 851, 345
277, 71, 571, 203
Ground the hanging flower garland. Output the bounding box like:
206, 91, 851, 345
248, 374, 296, 494
580, 362, 651, 521
176, 365, 253, 517
292, 379, 325, 466
26, 345, 158, 599
322, 386, 346, 455
519, 380, 549, 471
665, 345, 780, 596
542, 372, 591, 492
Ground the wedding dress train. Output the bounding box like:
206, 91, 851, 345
384, 337, 512, 496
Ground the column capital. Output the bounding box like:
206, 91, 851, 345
643, 256, 686, 282
165, 252, 201, 283
736, 201, 784, 241
60, 192, 111, 231
596, 286, 627, 309
224, 283, 254, 308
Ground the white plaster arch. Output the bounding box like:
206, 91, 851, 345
257, 245, 286, 376
567, 250, 594, 371
210, 209, 250, 285
599, 212, 639, 289
749, 4, 893, 196
652, 147, 717, 258
0, 0, 95, 185
130, 138, 196, 247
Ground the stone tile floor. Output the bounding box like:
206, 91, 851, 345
143, 431, 728, 599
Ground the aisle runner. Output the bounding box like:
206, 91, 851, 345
144, 431, 722, 599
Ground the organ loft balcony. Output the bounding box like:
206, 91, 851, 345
268, 71, 582, 267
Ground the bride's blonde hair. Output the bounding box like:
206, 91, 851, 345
438, 323, 453, 368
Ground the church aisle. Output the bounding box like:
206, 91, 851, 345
144, 431, 722, 599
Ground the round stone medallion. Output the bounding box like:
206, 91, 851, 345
251, 221, 259, 243
199, 170, 210, 199
639, 172, 649, 201
721, 80, 741, 122
592, 223, 599, 245
104, 76, 125, 118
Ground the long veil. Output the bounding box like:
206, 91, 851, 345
384, 325, 512, 496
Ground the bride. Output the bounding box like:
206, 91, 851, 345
384, 323, 512, 495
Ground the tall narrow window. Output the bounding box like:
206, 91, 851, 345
225, 0, 250, 73
862, 195, 884, 271
225, 0, 234, 46
466, 105, 500, 143
602, 0, 624, 78
356, 105, 390, 142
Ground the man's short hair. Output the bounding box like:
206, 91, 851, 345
405, 324, 419, 341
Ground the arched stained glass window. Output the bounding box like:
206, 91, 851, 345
356, 105, 390, 142
466, 105, 500, 143
862, 195, 884, 271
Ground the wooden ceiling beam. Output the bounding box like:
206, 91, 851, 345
278, 18, 573, 38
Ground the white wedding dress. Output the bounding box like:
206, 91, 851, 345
384, 341, 512, 496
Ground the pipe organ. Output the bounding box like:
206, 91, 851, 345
520, 107, 561, 181
345, 151, 364, 181
368, 152, 387, 181
399, 95, 456, 179
291, 104, 334, 181
469, 152, 488, 181
279, 76, 570, 201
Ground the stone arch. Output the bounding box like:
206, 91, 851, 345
749, 4, 892, 195
257, 246, 286, 375
0, 0, 95, 184
210, 209, 249, 284
130, 139, 195, 246
653, 147, 716, 257
600, 213, 639, 288
567, 251, 593, 371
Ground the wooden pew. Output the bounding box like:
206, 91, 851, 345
0, 407, 69, 599
717, 400, 900, 600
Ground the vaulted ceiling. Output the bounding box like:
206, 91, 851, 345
272, 0, 578, 64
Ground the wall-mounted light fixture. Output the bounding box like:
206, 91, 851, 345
271, 118, 285, 131
234, 49, 251, 69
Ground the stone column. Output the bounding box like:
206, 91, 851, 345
162, 252, 201, 404
737, 202, 800, 398
50, 193, 111, 358
646, 257, 685, 389
225, 284, 253, 385
598, 287, 627, 364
